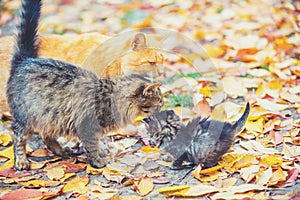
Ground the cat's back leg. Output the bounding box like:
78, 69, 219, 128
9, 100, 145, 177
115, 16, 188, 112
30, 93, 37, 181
13, 121, 31, 170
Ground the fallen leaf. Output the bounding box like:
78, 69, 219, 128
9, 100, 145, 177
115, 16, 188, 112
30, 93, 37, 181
171, 184, 219, 197
135, 177, 153, 196
1, 188, 57, 200
19, 179, 61, 187
268, 167, 287, 185
30, 148, 51, 157
140, 146, 159, 153
256, 99, 289, 112
245, 116, 264, 133
155, 185, 191, 194
222, 76, 247, 98
226, 184, 266, 193
256, 167, 273, 185
86, 164, 104, 175
193, 98, 211, 118
269, 130, 283, 145
45, 166, 65, 180
0, 168, 31, 178
0, 134, 12, 146
62, 175, 89, 195
260, 154, 283, 167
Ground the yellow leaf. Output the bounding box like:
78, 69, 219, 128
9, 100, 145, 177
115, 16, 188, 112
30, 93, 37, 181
0, 134, 12, 146
268, 167, 287, 185
19, 179, 61, 187
260, 154, 283, 167
45, 166, 65, 180
191, 164, 202, 180
232, 154, 259, 170
245, 116, 264, 133
155, 185, 190, 194
203, 44, 225, 58
60, 173, 76, 182
211, 105, 226, 121
200, 165, 222, 174
219, 154, 244, 170
62, 175, 89, 194
140, 146, 159, 153
198, 171, 221, 182
86, 164, 104, 175
136, 177, 153, 196
199, 86, 221, 98
172, 184, 219, 197
0, 145, 14, 159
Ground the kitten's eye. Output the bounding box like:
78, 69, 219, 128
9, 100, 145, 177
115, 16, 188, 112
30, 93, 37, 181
148, 61, 156, 66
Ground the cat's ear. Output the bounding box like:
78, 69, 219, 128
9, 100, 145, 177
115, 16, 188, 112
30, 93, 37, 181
143, 82, 161, 96
132, 33, 147, 51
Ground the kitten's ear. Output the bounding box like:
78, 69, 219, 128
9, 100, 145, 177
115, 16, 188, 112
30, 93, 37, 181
132, 33, 147, 51
143, 83, 161, 95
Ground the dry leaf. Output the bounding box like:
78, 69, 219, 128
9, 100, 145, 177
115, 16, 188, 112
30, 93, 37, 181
62, 175, 89, 195
222, 76, 247, 98
256, 167, 273, 185
155, 185, 191, 194
19, 179, 61, 187
135, 177, 153, 196
0, 134, 12, 146
45, 166, 65, 180
171, 184, 219, 197
256, 99, 289, 112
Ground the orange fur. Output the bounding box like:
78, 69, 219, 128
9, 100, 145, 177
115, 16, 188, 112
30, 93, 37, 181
0, 32, 164, 114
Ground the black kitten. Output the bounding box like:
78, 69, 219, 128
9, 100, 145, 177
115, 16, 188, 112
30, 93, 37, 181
144, 103, 250, 169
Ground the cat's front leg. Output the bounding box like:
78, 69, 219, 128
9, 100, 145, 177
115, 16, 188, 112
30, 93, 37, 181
13, 121, 30, 170
76, 116, 109, 168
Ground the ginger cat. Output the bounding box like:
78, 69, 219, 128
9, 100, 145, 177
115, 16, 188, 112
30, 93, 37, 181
0, 28, 163, 114
9, 0, 163, 170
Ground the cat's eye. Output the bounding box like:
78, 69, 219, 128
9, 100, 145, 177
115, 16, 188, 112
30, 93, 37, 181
148, 61, 156, 66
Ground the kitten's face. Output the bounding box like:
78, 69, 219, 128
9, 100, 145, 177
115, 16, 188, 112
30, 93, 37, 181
143, 110, 182, 147
125, 82, 163, 125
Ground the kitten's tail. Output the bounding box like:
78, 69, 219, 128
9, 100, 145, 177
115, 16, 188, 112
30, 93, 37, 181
11, 0, 41, 67
232, 102, 250, 134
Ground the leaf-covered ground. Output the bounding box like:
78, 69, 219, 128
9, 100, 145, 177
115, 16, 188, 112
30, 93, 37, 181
0, 0, 300, 199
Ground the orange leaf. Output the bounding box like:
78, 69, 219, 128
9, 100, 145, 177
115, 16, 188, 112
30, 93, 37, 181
194, 98, 211, 118
2, 188, 44, 200
30, 148, 51, 157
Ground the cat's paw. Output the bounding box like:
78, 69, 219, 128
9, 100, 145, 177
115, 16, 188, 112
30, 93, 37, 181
14, 156, 30, 170
88, 157, 108, 169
